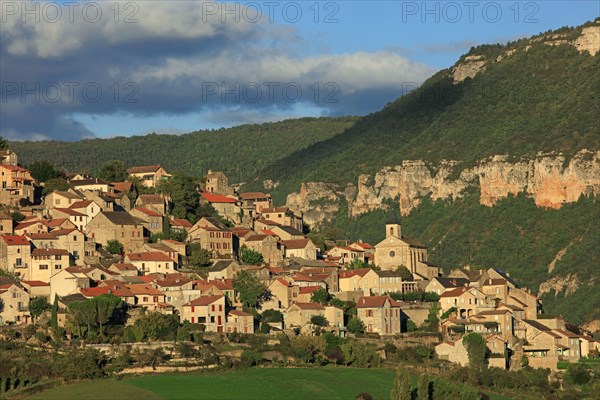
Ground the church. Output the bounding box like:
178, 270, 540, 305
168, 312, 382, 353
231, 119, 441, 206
374, 213, 439, 280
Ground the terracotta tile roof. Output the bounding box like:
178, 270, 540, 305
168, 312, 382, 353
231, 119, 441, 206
1, 235, 30, 246
201, 192, 237, 203
170, 218, 192, 228
440, 287, 470, 298
137, 194, 165, 205
293, 302, 324, 310
240, 192, 270, 199
126, 284, 164, 296
53, 207, 85, 217
112, 263, 137, 271
69, 200, 93, 209
339, 268, 371, 279
32, 248, 69, 256
127, 252, 175, 262
133, 207, 162, 217
281, 239, 311, 249
246, 234, 269, 242
299, 286, 321, 294
185, 294, 224, 306
45, 218, 71, 227
274, 278, 292, 287
356, 295, 400, 308
482, 278, 507, 286
112, 181, 133, 193
127, 165, 162, 174
208, 279, 234, 291
229, 309, 253, 317
21, 280, 50, 287
351, 242, 374, 249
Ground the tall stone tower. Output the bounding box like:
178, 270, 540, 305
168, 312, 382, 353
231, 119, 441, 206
385, 211, 401, 238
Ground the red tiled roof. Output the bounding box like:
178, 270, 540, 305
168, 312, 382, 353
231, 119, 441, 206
293, 302, 324, 310
185, 295, 224, 306
69, 200, 93, 209
127, 252, 175, 262
112, 181, 133, 193
482, 278, 507, 286
240, 192, 270, 199
261, 207, 288, 213
21, 280, 50, 287
126, 284, 164, 296
356, 295, 400, 308
32, 248, 69, 256
133, 207, 162, 217
351, 242, 374, 249
281, 239, 310, 249
127, 165, 162, 174
53, 208, 85, 217
112, 263, 137, 271
1, 235, 30, 246
299, 286, 321, 294
45, 218, 71, 227
170, 218, 192, 228
274, 278, 292, 287
440, 287, 470, 298
201, 192, 237, 203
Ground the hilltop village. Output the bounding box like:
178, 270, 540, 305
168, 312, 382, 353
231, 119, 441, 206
1, 149, 598, 375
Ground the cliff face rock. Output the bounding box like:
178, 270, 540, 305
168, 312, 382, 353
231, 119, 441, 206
452, 55, 486, 83
573, 26, 600, 56
286, 182, 342, 227
285, 150, 600, 225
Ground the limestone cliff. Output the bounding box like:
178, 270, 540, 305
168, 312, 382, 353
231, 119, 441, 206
285, 150, 600, 226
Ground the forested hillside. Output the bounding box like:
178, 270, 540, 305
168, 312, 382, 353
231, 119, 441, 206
9, 117, 358, 179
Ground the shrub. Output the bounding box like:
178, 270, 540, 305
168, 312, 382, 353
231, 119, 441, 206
240, 350, 263, 368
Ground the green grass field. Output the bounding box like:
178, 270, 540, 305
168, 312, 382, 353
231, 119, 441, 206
27, 368, 396, 400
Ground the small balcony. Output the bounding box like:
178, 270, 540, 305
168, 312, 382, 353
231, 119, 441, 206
13, 263, 28, 269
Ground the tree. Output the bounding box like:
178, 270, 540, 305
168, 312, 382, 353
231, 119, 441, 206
463, 332, 486, 369
422, 303, 440, 332
395, 265, 414, 281
310, 314, 328, 327
189, 248, 212, 269
347, 317, 365, 334
0, 298, 4, 314
50, 295, 59, 329
261, 309, 283, 323
10, 211, 25, 223
390, 366, 412, 400
95, 294, 124, 337
42, 178, 70, 195
233, 270, 270, 311
28, 160, 59, 182
0, 136, 7, 150
417, 374, 431, 400
106, 240, 123, 255
239, 246, 263, 265
156, 173, 200, 221
28, 296, 51, 322
98, 160, 128, 182
310, 288, 332, 305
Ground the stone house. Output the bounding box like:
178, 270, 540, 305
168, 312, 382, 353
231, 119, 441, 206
0, 234, 32, 278
69, 178, 114, 193
280, 239, 317, 260
86, 211, 145, 254
226, 310, 254, 334
45, 190, 82, 209
243, 234, 282, 264
205, 171, 234, 195
259, 207, 303, 232
439, 286, 490, 319
135, 194, 170, 215
239, 192, 272, 216
356, 295, 402, 335
50, 207, 88, 231
126, 251, 177, 274
263, 278, 298, 310
26, 248, 69, 282
435, 338, 469, 366
126, 165, 172, 188
129, 207, 164, 235
49, 268, 91, 301
0, 164, 34, 206
0, 283, 31, 325
326, 246, 367, 265
338, 268, 380, 296
125, 284, 166, 311
425, 277, 470, 295
181, 295, 227, 332
200, 192, 241, 224
207, 260, 241, 280
0, 211, 13, 234
14, 219, 49, 236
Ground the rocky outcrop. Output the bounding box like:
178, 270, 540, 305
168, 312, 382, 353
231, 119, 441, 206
452, 55, 486, 83
285, 150, 600, 226
538, 274, 582, 297
573, 26, 600, 56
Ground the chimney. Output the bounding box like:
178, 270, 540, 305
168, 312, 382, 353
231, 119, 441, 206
452, 279, 456, 286
489, 279, 492, 285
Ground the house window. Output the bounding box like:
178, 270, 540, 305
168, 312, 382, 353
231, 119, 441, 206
55, 255, 61, 260
191, 306, 195, 312
153, 296, 158, 302
389, 251, 395, 257
55, 265, 62, 270
143, 297, 148, 302
211, 305, 215, 311
218, 305, 222, 311
39, 265, 48, 270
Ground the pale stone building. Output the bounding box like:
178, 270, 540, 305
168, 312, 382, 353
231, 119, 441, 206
356, 295, 402, 335
126, 165, 172, 188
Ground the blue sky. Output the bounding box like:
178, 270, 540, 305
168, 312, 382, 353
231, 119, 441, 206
1, 1, 598, 140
